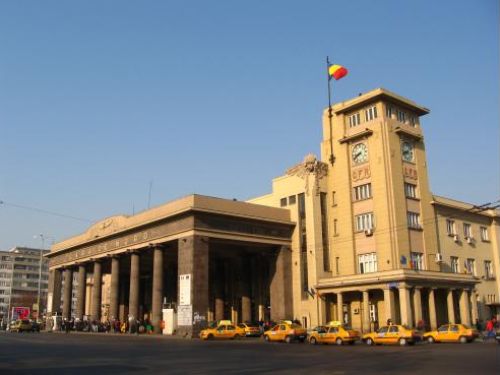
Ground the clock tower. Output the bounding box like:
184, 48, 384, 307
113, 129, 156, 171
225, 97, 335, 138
321, 88, 440, 276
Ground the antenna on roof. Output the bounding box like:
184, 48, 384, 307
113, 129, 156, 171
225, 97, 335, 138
147, 180, 153, 209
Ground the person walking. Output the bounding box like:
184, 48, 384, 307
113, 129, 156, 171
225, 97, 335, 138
485, 319, 495, 341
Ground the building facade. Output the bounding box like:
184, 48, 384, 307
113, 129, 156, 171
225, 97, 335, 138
47, 88, 500, 335
0, 247, 49, 322
250, 88, 500, 332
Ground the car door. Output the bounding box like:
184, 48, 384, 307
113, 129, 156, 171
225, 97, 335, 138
386, 325, 400, 344
328, 327, 339, 343
215, 325, 226, 339
448, 325, 460, 342
375, 326, 389, 344
436, 325, 449, 342
268, 325, 281, 341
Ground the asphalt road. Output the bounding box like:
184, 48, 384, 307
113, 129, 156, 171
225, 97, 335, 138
0, 332, 498, 374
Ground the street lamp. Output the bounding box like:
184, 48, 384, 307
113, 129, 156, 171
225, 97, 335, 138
33, 234, 54, 320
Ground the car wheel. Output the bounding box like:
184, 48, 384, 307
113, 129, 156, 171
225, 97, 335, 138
427, 336, 435, 344
399, 338, 407, 346
366, 338, 374, 346
207, 334, 214, 340
336, 338, 343, 346
310, 337, 317, 345
459, 336, 467, 344
264, 335, 270, 342
285, 335, 292, 344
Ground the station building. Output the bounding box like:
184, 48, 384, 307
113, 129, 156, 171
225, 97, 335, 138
46, 88, 500, 336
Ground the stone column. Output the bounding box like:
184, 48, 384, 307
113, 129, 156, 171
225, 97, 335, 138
413, 287, 423, 326
428, 288, 438, 330
337, 292, 344, 323
91, 261, 102, 321
152, 246, 164, 334
383, 288, 395, 324
62, 268, 73, 319
214, 260, 225, 321
239, 259, 251, 323
177, 235, 209, 338
269, 246, 293, 321
447, 289, 455, 324
470, 290, 479, 325
75, 264, 86, 320
362, 290, 370, 333
48, 268, 62, 315
128, 252, 140, 322
109, 256, 120, 321
459, 289, 471, 326
399, 285, 413, 327
254, 256, 265, 321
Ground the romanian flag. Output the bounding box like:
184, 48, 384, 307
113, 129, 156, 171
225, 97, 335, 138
329, 64, 348, 80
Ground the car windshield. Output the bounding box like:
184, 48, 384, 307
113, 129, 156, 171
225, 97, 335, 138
461, 324, 470, 329
343, 326, 353, 330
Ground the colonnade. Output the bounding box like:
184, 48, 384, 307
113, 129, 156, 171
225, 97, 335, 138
329, 284, 478, 332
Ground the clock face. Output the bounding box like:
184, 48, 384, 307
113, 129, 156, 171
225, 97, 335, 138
352, 143, 368, 164
401, 141, 414, 162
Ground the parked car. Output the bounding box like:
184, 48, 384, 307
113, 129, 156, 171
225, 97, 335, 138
309, 325, 360, 345
423, 324, 478, 344
362, 325, 421, 346
263, 322, 307, 343
237, 323, 261, 337
10, 319, 32, 333
200, 324, 245, 340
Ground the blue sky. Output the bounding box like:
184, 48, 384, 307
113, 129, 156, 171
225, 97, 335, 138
0, 0, 498, 250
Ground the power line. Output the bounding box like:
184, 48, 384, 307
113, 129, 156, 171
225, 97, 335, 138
0, 200, 93, 223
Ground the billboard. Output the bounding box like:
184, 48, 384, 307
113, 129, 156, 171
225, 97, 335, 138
11, 307, 30, 321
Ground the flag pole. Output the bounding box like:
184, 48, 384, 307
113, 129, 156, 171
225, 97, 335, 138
327, 56, 335, 165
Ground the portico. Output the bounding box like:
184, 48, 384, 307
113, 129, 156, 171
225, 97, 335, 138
47, 195, 294, 337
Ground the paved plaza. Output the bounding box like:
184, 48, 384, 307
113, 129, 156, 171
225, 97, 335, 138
0, 332, 498, 374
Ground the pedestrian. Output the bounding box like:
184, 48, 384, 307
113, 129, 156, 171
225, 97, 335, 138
386, 318, 393, 326
416, 319, 425, 331
485, 319, 494, 341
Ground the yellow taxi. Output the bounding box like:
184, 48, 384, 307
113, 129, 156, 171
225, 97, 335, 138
423, 324, 478, 344
362, 325, 421, 346
199, 323, 245, 340
308, 325, 360, 345
10, 319, 32, 333
237, 323, 261, 337
263, 322, 307, 343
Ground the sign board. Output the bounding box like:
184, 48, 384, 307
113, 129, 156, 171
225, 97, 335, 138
177, 305, 193, 326
179, 274, 191, 306
12, 307, 30, 320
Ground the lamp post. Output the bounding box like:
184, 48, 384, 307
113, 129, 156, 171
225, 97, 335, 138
33, 234, 54, 321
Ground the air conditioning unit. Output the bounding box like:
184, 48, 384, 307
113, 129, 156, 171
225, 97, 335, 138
453, 234, 459, 242
466, 236, 474, 244
364, 228, 374, 236
435, 253, 443, 263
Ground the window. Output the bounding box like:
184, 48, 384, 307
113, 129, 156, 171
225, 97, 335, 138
358, 253, 378, 274
410, 116, 418, 127
331, 191, 336, 206
465, 258, 476, 276
446, 219, 456, 236
288, 195, 296, 205
404, 183, 417, 199
320, 192, 330, 272
355, 213, 374, 231
333, 219, 338, 236
354, 183, 372, 201
484, 261, 493, 279
365, 106, 378, 121
407, 212, 421, 229
386, 105, 393, 118
280, 198, 287, 207
397, 110, 406, 123
389, 326, 399, 333
451, 257, 459, 273
410, 252, 425, 270
298, 193, 309, 298
480, 227, 489, 241
463, 223, 472, 239
348, 113, 361, 127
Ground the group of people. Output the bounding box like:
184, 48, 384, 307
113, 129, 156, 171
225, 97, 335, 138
476, 317, 498, 340
58, 316, 156, 335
